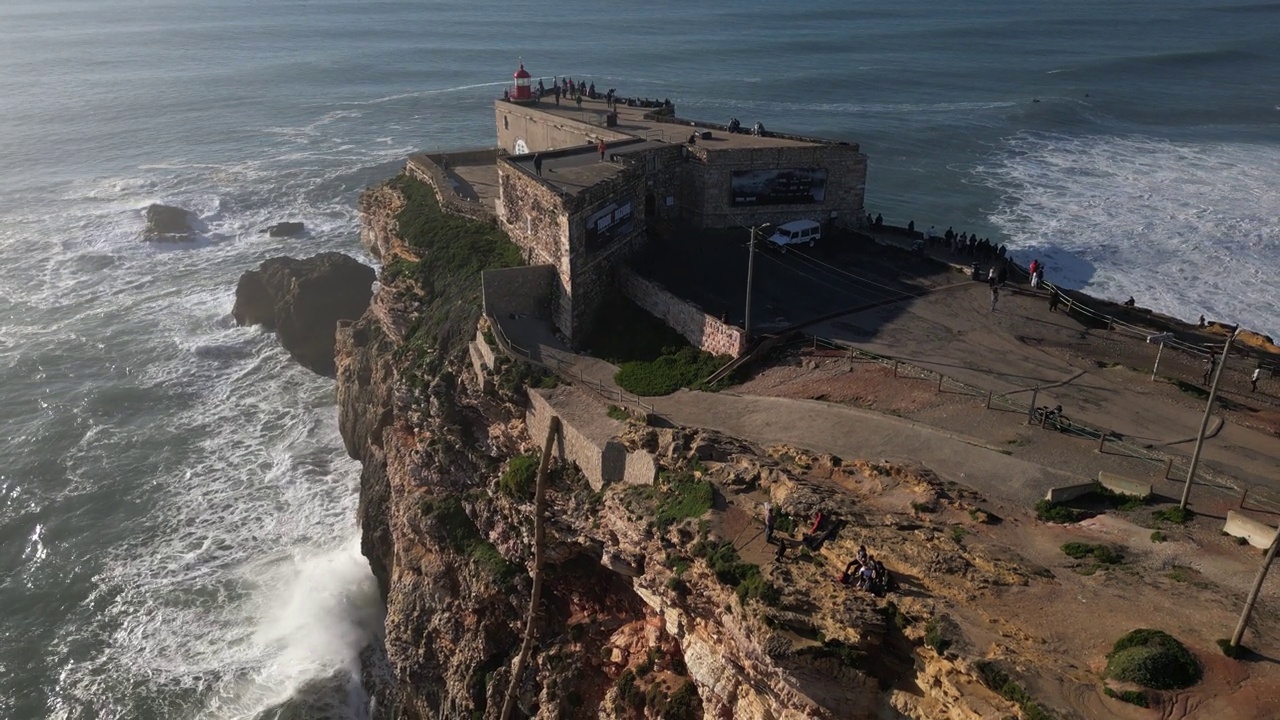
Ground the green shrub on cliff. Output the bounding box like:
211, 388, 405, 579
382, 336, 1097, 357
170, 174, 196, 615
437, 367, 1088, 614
1104, 629, 1201, 690
388, 175, 523, 356
420, 494, 515, 581
615, 346, 731, 396
654, 473, 714, 529
499, 454, 539, 499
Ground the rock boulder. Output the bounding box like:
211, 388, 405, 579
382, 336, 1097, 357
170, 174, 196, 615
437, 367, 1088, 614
143, 204, 194, 241
263, 221, 306, 238
232, 252, 375, 376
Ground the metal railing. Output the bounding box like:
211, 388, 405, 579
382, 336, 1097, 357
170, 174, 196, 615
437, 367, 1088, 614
794, 334, 1280, 510
485, 314, 655, 415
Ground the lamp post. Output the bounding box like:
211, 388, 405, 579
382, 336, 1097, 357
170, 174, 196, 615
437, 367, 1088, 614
1179, 329, 1239, 510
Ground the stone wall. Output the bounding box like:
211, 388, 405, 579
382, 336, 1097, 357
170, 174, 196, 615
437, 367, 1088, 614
682, 144, 867, 230
525, 386, 657, 491
495, 100, 632, 155
496, 161, 574, 336
619, 268, 747, 358
481, 265, 555, 320
405, 152, 497, 223
641, 144, 688, 224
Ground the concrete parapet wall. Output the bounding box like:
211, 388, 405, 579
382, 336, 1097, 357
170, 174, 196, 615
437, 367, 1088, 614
1097, 472, 1152, 499
619, 268, 746, 358
473, 328, 497, 371
1044, 481, 1100, 504
1224, 510, 1278, 549
482, 265, 556, 321
526, 386, 658, 491
405, 152, 496, 224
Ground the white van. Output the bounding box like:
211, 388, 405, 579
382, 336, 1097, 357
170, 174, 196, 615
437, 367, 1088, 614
766, 220, 821, 250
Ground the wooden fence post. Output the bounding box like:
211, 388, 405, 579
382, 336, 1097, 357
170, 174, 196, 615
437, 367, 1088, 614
893, 360, 900, 378
937, 374, 944, 392
1164, 457, 1174, 480
1097, 430, 1108, 453
1240, 487, 1249, 509
985, 390, 992, 409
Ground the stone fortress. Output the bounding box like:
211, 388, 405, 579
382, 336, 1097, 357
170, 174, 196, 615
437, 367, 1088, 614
410, 63, 868, 353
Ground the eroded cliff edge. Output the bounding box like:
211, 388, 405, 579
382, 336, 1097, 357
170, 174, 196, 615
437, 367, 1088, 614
336, 173, 1042, 720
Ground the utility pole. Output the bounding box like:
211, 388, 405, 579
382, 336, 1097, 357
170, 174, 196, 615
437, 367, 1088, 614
1179, 330, 1238, 510
1230, 532, 1280, 650
744, 225, 758, 340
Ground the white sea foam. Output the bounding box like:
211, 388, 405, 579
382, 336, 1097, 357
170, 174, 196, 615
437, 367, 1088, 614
978, 132, 1280, 338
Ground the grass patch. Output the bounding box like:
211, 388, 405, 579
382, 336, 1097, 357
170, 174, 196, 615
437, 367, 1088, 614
975, 662, 1053, 720
910, 501, 936, 514
613, 668, 643, 711
1151, 530, 1167, 543
923, 618, 951, 654
615, 346, 732, 396
804, 639, 866, 669
387, 175, 523, 357
950, 525, 968, 543
773, 513, 797, 534
1061, 542, 1123, 565
694, 540, 780, 606
1152, 506, 1195, 525
606, 404, 630, 421
1167, 565, 1195, 583
499, 453, 539, 500
1104, 686, 1148, 707
1035, 499, 1085, 524
1217, 638, 1245, 658
420, 495, 515, 581
654, 473, 714, 529
1105, 629, 1201, 690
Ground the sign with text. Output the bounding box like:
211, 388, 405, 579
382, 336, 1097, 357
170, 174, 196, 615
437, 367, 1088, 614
731, 168, 827, 206
585, 200, 634, 246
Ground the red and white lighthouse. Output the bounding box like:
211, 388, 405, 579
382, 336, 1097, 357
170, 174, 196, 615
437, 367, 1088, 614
510, 63, 533, 103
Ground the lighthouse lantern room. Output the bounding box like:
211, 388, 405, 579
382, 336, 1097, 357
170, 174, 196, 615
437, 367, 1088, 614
510, 63, 533, 103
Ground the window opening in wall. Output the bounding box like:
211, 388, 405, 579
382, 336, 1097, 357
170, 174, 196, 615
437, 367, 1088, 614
503, 116, 509, 130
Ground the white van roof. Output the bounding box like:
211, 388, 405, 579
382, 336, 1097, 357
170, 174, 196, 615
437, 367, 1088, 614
777, 220, 820, 232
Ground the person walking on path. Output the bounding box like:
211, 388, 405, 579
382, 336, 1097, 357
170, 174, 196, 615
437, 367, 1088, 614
764, 503, 775, 544
989, 283, 1000, 312
532, 154, 543, 177
1048, 287, 1060, 312
1203, 354, 1216, 385
597, 139, 607, 161
1252, 367, 1262, 393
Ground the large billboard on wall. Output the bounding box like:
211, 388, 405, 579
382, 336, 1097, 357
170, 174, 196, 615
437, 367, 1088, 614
730, 168, 827, 206
585, 200, 634, 246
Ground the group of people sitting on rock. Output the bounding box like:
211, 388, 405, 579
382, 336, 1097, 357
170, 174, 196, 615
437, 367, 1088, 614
839, 545, 895, 596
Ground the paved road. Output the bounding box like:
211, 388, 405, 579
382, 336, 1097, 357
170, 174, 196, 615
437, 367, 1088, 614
650, 390, 1082, 507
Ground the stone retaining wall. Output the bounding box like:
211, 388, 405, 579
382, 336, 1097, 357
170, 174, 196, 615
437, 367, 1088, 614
619, 268, 747, 358
482, 265, 555, 321
526, 387, 657, 491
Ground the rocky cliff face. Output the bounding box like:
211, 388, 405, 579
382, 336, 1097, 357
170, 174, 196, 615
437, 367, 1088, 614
337, 177, 1031, 720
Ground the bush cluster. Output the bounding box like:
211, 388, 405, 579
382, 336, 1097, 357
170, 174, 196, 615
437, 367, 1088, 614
615, 347, 731, 396
654, 473, 714, 529
694, 540, 780, 606
499, 454, 539, 500
1152, 506, 1195, 525
1104, 629, 1202, 690
1061, 542, 1123, 565
1034, 500, 1085, 524
420, 495, 515, 581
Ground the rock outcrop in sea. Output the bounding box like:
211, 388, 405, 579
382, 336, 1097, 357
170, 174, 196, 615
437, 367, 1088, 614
233, 252, 375, 377
142, 203, 195, 241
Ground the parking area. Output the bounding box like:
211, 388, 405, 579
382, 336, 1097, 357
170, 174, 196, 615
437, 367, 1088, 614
630, 226, 962, 333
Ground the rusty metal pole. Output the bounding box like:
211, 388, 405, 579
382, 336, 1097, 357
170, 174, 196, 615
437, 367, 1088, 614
1230, 532, 1280, 650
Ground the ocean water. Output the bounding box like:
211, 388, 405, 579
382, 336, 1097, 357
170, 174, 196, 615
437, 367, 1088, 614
0, 0, 1276, 718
